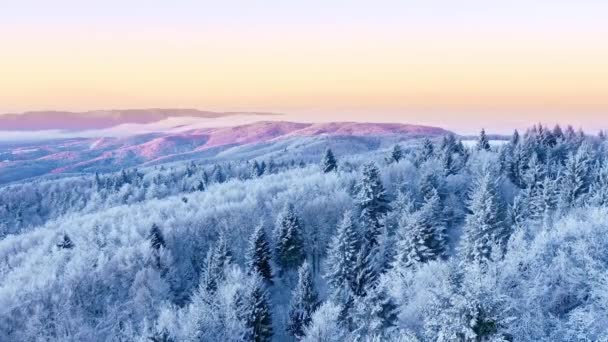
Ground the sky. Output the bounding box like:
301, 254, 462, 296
1, 0, 608, 134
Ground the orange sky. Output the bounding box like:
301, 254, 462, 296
1, 1, 607, 133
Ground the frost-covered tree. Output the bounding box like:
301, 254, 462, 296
588, 161, 608, 206
354, 163, 391, 296
325, 211, 358, 302
201, 233, 233, 292
395, 188, 446, 268
242, 273, 273, 342
477, 128, 491, 151
559, 143, 593, 210
352, 279, 398, 339
460, 168, 505, 263
246, 224, 273, 283
194, 180, 205, 192
149, 224, 166, 250
287, 261, 320, 339
57, 233, 74, 249
321, 148, 338, 173
251, 160, 263, 178
389, 144, 403, 164
275, 204, 306, 272
415, 138, 435, 165
302, 302, 348, 342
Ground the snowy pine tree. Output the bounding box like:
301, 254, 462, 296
242, 273, 273, 342
416, 139, 435, 165
275, 204, 305, 272
559, 143, 593, 209
395, 188, 447, 269
460, 168, 505, 264
325, 211, 358, 303
246, 224, 273, 284
287, 261, 319, 339
389, 144, 403, 163
353, 163, 391, 296
352, 281, 398, 340
201, 233, 233, 292
149, 224, 166, 250
477, 128, 491, 151
57, 233, 74, 249
321, 148, 338, 173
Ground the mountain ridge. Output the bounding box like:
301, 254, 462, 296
0, 120, 451, 183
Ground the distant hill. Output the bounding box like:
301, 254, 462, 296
0, 109, 279, 131
0, 120, 451, 183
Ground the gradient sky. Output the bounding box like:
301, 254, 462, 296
2, 0, 608, 133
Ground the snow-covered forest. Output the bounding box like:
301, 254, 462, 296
2, 124, 608, 341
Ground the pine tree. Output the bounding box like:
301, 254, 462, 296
325, 211, 358, 302
251, 161, 262, 178
460, 169, 504, 264
275, 204, 305, 272
588, 161, 608, 206
149, 224, 165, 250
510, 129, 520, 146
389, 144, 403, 163
321, 148, 338, 173
287, 261, 319, 339
357, 163, 391, 233
247, 224, 273, 284
57, 233, 74, 249
195, 180, 205, 192
559, 143, 593, 209
353, 163, 391, 296
477, 128, 491, 151
148, 224, 166, 270
395, 188, 446, 269
242, 273, 274, 342
416, 139, 435, 165
211, 165, 226, 184
201, 233, 233, 292
352, 281, 398, 339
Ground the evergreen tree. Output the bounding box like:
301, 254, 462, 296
356, 163, 391, 233
259, 160, 267, 175
477, 128, 491, 151
201, 233, 233, 292
149, 224, 165, 250
510, 129, 520, 146
353, 163, 391, 296
247, 224, 273, 284
275, 204, 305, 272
287, 261, 319, 339
242, 273, 273, 342
395, 188, 446, 269
588, 161, 608, 206
559, 143, 593, 209
460, 169, 504, 264
211, 165, 226, 184
325, 211, 358, 302
195, 180, 205, 192
389, 144, 403, 164
57, 233, 74, 249
321, 148, 338, 173
552, 124, 564, 141
352, 281, 398, 339
251, 161, 262, 178
416, 139, 435, 165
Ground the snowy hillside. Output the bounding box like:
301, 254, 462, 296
1, 124, 608, 341
0, 120, 450, 184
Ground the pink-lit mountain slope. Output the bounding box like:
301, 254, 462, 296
0, 109, 279, 131
0, 121, 451, 183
